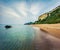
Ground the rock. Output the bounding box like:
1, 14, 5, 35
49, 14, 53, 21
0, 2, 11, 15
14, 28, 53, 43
5, 25, 12, 29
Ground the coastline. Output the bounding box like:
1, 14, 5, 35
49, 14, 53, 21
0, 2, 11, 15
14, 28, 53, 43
31, 24, 60, 38
31, 24, 60, 50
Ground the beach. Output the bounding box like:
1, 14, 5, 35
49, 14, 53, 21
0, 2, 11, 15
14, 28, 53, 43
32, 24, 60, 50
31, 24, 60, 38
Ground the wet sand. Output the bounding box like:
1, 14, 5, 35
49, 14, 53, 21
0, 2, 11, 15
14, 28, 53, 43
32, 26, 60, 50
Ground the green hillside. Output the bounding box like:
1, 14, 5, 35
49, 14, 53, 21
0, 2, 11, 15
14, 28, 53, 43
34, 5, 60, 24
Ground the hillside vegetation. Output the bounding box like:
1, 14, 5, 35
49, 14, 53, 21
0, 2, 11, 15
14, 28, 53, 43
34, 6, 60, 24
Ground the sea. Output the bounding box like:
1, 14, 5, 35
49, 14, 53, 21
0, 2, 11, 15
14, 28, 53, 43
0, 24, 36, 50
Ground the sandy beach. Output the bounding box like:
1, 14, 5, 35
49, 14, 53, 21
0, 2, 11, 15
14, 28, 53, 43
31, 24, 60, 38
32, 24, 60, 50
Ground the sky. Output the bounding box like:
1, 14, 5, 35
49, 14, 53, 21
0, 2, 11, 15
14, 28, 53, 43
0, 0, 60, 24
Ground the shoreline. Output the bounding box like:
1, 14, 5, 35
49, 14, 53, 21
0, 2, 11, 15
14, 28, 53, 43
32, 25, 60, 50
31, 24, 60, 38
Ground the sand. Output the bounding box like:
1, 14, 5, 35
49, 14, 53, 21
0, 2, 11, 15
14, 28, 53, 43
31, 24, 60, 38
32, 26, 60, 50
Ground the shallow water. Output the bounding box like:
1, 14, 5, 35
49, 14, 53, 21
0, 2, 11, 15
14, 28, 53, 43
0, 24, 35, 50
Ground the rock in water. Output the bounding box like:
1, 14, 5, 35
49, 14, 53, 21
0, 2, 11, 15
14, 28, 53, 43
5, 25, 12, 29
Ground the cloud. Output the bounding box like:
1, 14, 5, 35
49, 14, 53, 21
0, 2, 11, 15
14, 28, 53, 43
12, 2, 28, 17
1, 0, 60, 24
1, 5, 26, 24
1, 5, 20, 18
30, 2, 45, 15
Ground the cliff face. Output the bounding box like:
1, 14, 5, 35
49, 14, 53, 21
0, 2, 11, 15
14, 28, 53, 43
38, 13, 48, 20
35, 5, 60, 24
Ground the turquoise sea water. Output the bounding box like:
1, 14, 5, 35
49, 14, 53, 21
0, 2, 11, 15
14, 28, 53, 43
0, 24, 35, 50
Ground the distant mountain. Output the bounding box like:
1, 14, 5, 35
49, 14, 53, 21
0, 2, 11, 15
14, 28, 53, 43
34, 5, 60, 24
24, 22, 34, 25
